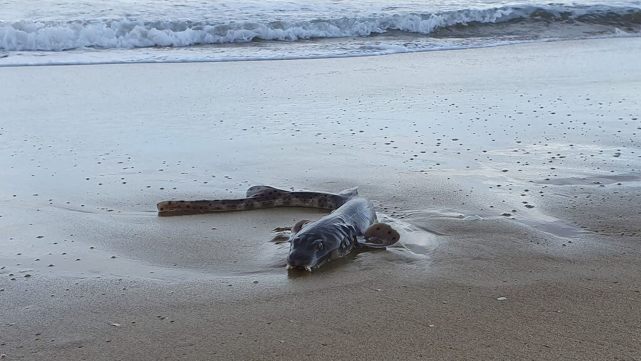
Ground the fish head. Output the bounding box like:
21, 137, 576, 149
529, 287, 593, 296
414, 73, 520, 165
287, 233, 333, 271
287, 228, 354, 271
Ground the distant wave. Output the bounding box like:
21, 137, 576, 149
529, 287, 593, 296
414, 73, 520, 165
1, 4, 640, 51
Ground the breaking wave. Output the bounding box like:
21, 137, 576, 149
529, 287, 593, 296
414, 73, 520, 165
1, 4, 640, 52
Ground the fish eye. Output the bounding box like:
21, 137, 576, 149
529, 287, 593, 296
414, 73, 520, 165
315, 240, 324, 251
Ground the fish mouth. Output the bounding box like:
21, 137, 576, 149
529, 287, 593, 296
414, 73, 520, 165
287, 251, 334, 272
286, 264, 315, 272
286, 257, 329, 272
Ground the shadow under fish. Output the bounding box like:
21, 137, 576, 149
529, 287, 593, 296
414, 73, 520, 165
157, 186, 400, 271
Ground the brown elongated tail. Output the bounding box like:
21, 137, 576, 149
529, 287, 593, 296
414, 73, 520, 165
157, 187, 356, 216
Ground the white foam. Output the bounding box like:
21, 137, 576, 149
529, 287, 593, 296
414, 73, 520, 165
0, 36, 520, 67
1, 4, 639, 52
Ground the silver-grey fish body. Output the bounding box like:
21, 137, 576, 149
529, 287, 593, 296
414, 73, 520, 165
156, 185, 398, 271
286, 197, 377, 270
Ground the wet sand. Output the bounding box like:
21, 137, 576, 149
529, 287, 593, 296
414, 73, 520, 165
1, 37, 641, 360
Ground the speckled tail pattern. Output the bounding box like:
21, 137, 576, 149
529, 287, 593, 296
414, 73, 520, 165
156, 186, 355, 216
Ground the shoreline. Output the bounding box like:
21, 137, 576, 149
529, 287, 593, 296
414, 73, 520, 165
1, 35, 640, 68
1, 36, 640, 360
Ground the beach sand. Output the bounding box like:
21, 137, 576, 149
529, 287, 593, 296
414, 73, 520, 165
1, 37, 640, 360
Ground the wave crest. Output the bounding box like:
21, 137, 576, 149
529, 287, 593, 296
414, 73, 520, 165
1, 4, 640, 51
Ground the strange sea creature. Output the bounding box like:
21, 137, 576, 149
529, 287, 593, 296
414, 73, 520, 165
157, 186, 400, 271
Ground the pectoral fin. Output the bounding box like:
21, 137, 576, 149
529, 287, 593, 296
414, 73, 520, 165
270, 231, 291, 243
292, 219, 311, 234
360, 223, 400, 248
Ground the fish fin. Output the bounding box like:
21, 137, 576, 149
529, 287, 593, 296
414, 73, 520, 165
337, 187, 358, 199
270, 231, 291, 243
292, 219, 311, 234
359, 223, 400, 248
272, 219, 310, 243
245, 185, 290, 198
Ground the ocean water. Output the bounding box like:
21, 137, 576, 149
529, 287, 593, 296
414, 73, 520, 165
1, 0, 640, 66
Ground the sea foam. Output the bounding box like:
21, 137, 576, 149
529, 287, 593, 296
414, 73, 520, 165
1, 4, 640, 52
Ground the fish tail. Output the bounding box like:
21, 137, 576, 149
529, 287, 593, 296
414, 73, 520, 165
157, 199, 262, 216
157, 185, 357, 216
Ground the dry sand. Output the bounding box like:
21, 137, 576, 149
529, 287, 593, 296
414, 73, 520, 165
1, 37, 641, 360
